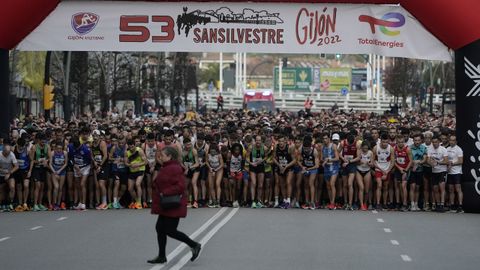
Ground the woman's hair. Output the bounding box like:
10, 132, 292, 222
162, 146, 179, 161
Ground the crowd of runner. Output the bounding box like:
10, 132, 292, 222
0, 108, 463, 213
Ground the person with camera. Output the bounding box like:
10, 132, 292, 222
148, 146, 201, 265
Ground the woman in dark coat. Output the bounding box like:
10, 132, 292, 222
148, 146, 201, 264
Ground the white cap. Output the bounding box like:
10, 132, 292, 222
92, 130, 101, 136
332, 133, 340, 141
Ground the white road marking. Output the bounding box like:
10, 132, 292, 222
57, 217, 68, 221
401, 255, 412, 262
377, 218, 384, 223
149, 207, 228, 270
30, 226, 42, 231
0, 237, 11, 242
390, 240, 399, 246
384, 228, 392, 233
168, 208, 239, 270
372, 210, 378, 214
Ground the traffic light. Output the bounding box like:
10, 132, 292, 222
43, 83, 55, 110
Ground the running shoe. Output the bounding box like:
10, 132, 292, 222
128, 202, 135, 209
7, 204, 14, 211
283, 202, 291, 209
107, 203, 113, 209
96, 203, 108, 210
53, 204, 61, 211
39, 204, 48, 211
207, 201, 215, 208
15, 205, 24, 212
134, 202, 143, 209
367, 204, 373, 210
192, 201, 199, 209
113, 202, 121, 209
48, 204, 54, 211
23, 204, 30, 211
273, 201, 280, 208
375, 204, 382, 211
360, 204, 368, 211
309, 203, 315, 210
79, 203, 87, 211
294, 202, 300, 208
73, 204, 81, 210
33, 205, 41, 212
147, 256, 167, 264
256, 201, 264, 209
143, 202, 149, 209
251, 202, 257, 209
60, 202, 67, 210
232, 201, 239, 208
456, 206, 464, 213
327, 203, 336, 210
187, 202, 192, 208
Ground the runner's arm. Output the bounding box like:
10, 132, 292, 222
405, 149, 413, 171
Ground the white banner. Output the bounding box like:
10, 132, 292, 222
17, 1, 451, 61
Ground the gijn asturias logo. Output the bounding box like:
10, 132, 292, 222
358, 12, 405, 36
71, 12, 99, 35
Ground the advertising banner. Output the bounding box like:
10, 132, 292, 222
274, 67, 312, 91
319, 68, 352, 91
17, 1, 451, 61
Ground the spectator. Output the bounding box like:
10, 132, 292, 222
217, 94, 224, 111
304, 97, 313, 114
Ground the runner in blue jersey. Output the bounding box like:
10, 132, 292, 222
13, 138, 30, 211
49, 140, 68, 211
109, 136, 128, 209
69, 137, 92, 211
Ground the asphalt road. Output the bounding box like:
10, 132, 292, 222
0, 208, 479, 270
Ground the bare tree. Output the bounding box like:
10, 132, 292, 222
384, 58, 422, 108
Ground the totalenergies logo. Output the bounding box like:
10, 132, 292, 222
359, 12, 405, 36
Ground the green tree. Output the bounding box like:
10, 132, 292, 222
199, 63, 219, 87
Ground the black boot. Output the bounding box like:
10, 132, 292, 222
147, 256, 167, 264
190, 243, 202, 262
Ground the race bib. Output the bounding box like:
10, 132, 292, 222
345, 155, 354, 161
117, 163, 125, 169
397, 157, 405, 165
94, 155, 102, 163
279, 157, 288, 166
18, 160, 25, 167
74, 157, 84, 166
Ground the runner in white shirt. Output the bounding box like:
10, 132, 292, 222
0, 141, 19, 211
446, 135, 464, 213
372, 134, 394, 210
427, 136, 448, 213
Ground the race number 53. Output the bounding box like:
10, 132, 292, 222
119, 15, 174, 42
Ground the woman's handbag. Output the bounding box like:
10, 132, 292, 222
160, 194, 182, 209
